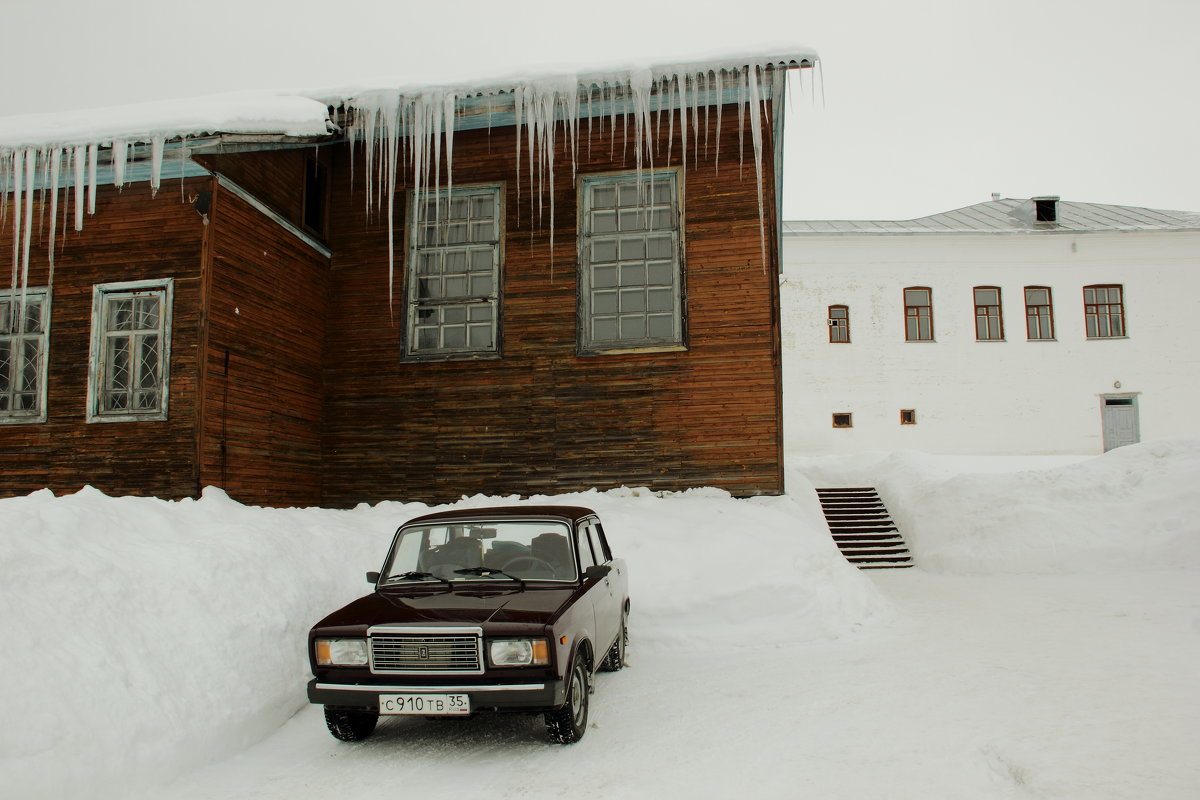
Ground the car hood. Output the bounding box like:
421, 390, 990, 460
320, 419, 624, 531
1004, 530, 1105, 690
315, 586, 578, 629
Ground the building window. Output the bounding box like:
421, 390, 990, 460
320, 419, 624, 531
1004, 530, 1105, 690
900, 409, 916, 425
88, 279, 173, 422
828, 305, 850, 343
406, 185, 502, 357
1024, 286, 1055, 340
1084, 285, 1126, 338
832, 412, 852, 428
904, 287, 933, 341
973, 286, 1004, 341
579, 170, 682, 352
0, 288, 50, 424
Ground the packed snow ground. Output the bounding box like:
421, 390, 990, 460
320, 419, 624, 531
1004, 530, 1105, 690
2, 439, 1198, 798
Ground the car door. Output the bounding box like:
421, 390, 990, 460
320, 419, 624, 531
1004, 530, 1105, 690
580, 520, 621, 655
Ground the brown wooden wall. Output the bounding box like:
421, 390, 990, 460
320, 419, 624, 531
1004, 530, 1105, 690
320, 101, 783, 505
196, 176, 330, 507
0, 180, 208, 499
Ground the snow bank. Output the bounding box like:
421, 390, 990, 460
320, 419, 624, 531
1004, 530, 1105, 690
0, 480, 877, 800
792, 439, 1200, 574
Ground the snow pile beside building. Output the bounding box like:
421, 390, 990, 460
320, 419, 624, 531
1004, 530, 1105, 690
0, 479, 875, 800
793, 439, 1200, 574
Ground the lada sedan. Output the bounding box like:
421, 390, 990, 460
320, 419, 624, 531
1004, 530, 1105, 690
307, 505, 629, 744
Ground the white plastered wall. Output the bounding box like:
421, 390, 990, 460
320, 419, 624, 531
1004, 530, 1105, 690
781, 229, 1200, 455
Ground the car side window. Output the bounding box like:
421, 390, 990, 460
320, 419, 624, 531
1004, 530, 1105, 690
576, 527, 597, 571
591, 523, 613, 562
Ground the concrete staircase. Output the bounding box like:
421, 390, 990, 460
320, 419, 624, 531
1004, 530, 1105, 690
815, 487, 914, 569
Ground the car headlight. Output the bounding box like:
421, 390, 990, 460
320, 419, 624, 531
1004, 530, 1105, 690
315, 637, 368, 666
488, 638, 550, 667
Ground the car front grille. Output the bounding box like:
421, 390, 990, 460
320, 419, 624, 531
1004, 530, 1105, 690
369, 630, 484, 675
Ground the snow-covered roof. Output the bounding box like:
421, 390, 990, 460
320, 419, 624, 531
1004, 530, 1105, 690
783, 198, 1200, 235
0, 47, 816, 151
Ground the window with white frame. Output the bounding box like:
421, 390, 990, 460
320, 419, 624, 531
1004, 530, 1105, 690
406, 185, 501, 357
1083, 285, 1126, 338
88, 279, 173, 422
0, 288, 50, 423
579, 171, 682, 352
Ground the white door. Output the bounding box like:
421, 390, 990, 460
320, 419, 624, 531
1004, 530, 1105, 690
1101, 395, 1139, 451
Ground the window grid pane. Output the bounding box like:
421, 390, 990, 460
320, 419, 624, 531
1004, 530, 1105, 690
828, 305, 850, 343
0, 293, 48, 420
582, 173, 681, 349
1024, 286, 1055, 340
904, 288, 933, 341
408, 187, 501, 356
1084, 285, 1125, 339
100, 293, 164, 414
973, 287, 1004, 341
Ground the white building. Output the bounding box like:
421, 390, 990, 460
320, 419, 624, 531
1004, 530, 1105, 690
781, 196, 1200, 455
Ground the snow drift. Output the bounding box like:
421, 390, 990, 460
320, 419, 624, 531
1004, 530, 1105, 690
0, 477, 877, 800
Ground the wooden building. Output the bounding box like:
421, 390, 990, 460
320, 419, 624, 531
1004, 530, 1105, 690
0, 52, 814, 506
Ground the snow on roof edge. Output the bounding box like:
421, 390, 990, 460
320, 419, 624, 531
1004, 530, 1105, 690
0, 45, 818, 152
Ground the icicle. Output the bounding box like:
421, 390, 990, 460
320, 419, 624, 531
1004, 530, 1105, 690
513, 85, 524, 221
111, 139, 128, 188
149, 136, 164, 196
87, 144, 98, 214
20, 149, 35, 300
746, 65, 767, 271
47, 149, 60, 270
73, 145, 86, 230
737, 68, 747, 178
714, 69, 724, 172
9, 150, 22, 294
442, 90, 456, 198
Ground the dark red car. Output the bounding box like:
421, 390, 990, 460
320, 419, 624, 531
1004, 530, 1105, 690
307, 505, 630, 744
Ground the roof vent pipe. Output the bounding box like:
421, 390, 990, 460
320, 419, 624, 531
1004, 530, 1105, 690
1033, 195, 1060, 222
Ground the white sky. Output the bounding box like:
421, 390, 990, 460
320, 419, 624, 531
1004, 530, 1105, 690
3, 0, 1198, 219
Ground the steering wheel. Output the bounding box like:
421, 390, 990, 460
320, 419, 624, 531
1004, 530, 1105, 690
502, 556, 556, 576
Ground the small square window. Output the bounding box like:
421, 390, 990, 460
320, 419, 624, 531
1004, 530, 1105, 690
832, 413, 853, 428
900, 409, 916, 425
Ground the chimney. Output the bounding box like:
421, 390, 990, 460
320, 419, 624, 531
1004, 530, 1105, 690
991, 192, 1000, 201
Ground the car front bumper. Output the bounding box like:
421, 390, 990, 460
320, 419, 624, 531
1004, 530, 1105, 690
308, 678, 565, 713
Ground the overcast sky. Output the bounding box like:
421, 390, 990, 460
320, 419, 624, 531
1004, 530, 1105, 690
4, 0, 1198, 219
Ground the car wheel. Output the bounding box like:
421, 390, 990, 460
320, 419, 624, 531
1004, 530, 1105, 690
545, 659, 589, 744
600, 615, 627, 672
324, 707, 379, 742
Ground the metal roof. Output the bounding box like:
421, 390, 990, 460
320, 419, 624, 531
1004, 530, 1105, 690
783, 198, 1200, 235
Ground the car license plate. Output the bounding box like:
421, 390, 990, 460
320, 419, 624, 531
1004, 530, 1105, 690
378, 693, 471, 716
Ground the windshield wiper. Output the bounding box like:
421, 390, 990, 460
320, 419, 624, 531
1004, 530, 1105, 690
453, 566, 526, 588
383, 571, 454, 589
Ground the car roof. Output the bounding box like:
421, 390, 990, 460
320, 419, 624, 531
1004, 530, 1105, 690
400, 505, 599, 527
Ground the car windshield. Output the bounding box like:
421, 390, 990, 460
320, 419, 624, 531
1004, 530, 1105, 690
380, 519, 577, 584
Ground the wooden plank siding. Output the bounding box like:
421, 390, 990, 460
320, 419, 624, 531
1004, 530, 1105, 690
0, 180, 209, 499
195, 175, 330, 507
320, 100, 784, 505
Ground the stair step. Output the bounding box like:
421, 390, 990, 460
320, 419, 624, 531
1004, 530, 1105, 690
815, 486, 913, 571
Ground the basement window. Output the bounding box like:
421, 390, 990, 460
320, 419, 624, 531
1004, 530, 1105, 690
900, 409, 916, 425
832, 413, 853, 428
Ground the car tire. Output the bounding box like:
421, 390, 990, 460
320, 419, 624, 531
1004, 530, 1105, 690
545, 659, 589, 744
600, 615, 627, 672
324, 707, 379, 742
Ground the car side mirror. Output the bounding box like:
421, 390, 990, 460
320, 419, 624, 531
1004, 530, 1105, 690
584, 564, 611, 581
366, 571, 380, 584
